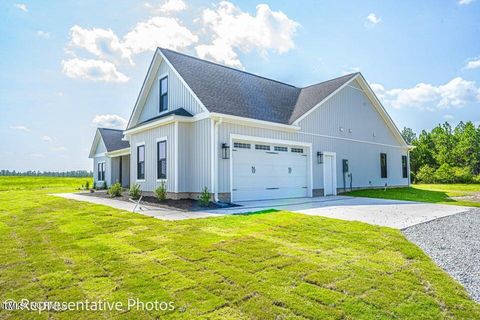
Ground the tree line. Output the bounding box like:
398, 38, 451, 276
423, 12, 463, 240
402, 121, 480, 183
0, 170, 93, 177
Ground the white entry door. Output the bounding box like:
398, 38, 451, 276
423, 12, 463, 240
323, 153, 336, 196
232, 141, 308, 202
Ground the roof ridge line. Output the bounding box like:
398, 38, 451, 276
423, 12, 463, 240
160, 47, 299, 89
300, 72, 359, 89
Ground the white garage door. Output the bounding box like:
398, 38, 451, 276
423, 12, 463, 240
232, 141, 308, 202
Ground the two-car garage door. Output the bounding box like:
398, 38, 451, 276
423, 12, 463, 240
231, 140, 309, 202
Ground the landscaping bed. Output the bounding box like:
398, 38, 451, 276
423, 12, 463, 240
83, 189, 239, 211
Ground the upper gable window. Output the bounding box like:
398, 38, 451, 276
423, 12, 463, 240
159, 76, 168, 112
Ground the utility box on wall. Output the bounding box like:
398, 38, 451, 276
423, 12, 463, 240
342, 159, 349, 173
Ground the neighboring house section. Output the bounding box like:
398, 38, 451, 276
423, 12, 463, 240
90, 48, 411, 202
89, 128, 130, 188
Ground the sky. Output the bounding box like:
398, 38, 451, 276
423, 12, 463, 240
1, 0, 480, 171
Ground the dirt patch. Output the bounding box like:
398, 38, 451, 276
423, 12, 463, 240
451, 192, 480, 203
83, 190, 238, 211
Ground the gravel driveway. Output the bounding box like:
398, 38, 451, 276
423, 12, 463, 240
403, 208, 480, 303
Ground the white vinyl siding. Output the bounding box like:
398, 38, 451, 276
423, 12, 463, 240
136, 59, 204, 124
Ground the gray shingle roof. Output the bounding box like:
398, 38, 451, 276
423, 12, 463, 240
160, 48, 358, 125
129, 108, 193, 130
98, 128, 130, 152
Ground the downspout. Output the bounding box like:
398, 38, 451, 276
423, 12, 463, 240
213, 118, 223, 202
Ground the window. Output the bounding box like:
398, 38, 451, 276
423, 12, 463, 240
380, 153, 387, 178
97, 162, 105, 181
233, 142, 250, 149
402, 155, 408, 178
137, 145, 145, 180
291, 148, 304, 153
255, 144, 270, 150
274, 146, 288, 152
159, 76, 168, 112
157, 140, 167, 179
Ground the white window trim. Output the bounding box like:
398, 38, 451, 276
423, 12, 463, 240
97, 161, 106, 182
156, 136, 168, 182
322, 152, 337, 196
136, 142, 146, 182
158, 72, 168, 114
229, 134, 313, 203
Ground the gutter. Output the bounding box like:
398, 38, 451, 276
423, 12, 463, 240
213, 118, 223, 202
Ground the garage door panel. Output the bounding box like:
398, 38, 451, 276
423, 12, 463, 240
232, 141, 309, 202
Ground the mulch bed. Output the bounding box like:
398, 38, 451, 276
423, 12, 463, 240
83, 190, 239, 211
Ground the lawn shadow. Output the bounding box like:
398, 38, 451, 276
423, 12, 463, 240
233, 209, 280, 216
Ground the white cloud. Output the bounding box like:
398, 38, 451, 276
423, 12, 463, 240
30, 153, 45, 158
37, 30, 50, 39
465, 58, 480, 70
51, 146, 67, 152
341, 66, 360, 75
443, 114, 454, 120
68, 25, 130, 63
458, 0, 475, 5
92, 114, 128, 129
67, 18, 196, 65
145, 0, 187, 14
123, 17, 198, 56
371, 77, 480, 110
61, 58, 129, 82
15, 3, 27, 12
10, 125, 30, 132
195, 1, 299, 68
366, 13, 381, 26
42, 135, 53, 142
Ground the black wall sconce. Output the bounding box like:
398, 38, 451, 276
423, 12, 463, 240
317, 151, 323, 164
221, 143, 230, 159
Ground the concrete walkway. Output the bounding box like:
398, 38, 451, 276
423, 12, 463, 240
53, 193, 228, 220
53, 193, 471, 228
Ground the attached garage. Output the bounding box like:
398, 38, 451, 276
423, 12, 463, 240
230, 138, 312, 202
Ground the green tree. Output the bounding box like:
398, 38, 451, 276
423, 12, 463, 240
401, 127, 417, 144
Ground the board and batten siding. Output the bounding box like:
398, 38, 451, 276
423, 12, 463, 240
217, 82, 409, 194
129, 118, 211, 193
129, 123, 176, 192
93, 139, 109, 187
298, 79, 399, 146
137, 58, 204, 124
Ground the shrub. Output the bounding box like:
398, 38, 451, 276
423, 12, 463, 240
199, 186, 211, 207
85, 181, 90, 190
415, 165, 436, 183
108, 182, 123, 197
155, 181, 167, 201
129, 184, 142, 200
434, 164, 455, 184
452, 166, 473, 183
102, 181, 107, 190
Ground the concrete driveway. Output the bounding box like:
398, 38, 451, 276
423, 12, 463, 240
227, 196, 471, 229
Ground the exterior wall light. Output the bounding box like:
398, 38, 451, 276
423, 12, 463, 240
221, 143, 230, 159
317, 151, 323, 164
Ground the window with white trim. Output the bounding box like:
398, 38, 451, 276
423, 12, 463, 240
291, 148, 304, 153
159, 76, 168, 112
233, 142, 251, 149
137, 145, 145, 180
157, 140, 167, 179
255, 144, 270, 150
380, 153, 387, 178
97, 162, 105, 181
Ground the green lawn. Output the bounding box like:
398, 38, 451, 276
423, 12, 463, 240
345, 184, 480, 207
0, 177, 479, 319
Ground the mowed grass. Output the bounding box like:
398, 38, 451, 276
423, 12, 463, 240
0, 177, 479, 319
346, 184, 480, 207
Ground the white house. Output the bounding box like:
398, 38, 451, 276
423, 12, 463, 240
89, 48, 411, 202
